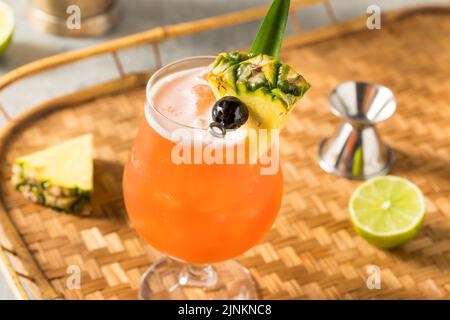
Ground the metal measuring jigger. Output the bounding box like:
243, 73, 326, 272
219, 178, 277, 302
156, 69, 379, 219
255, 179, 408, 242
318, 81, 396, 180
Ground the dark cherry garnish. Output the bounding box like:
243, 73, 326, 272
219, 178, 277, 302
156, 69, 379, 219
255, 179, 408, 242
211, 96, 249, 130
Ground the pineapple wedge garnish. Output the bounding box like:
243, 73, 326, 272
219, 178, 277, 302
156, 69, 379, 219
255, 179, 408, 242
208, 0, 310, 130
12, 134, 93, 214
207, 51, 310, 129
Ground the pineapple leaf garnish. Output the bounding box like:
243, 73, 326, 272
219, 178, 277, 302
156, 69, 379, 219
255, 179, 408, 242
250, 0, 290, 58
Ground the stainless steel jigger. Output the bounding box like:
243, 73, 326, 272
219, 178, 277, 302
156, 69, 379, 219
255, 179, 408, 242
318, 81, 396, 180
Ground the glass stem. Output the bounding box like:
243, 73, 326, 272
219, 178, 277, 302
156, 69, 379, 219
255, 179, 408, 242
178, 264, 218, 288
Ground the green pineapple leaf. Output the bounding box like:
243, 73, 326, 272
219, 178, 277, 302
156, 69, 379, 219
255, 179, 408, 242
250, 0, 290, 58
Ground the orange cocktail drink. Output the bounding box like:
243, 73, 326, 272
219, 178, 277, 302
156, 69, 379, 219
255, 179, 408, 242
123, 57, 283, 264
123, 57, 283, 299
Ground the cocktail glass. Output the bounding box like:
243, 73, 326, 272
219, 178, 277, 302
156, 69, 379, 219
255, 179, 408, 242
123, 56, 283, 300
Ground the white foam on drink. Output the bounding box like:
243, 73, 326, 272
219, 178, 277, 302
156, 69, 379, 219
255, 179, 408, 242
145, 66, 246, 146
151, 67, 211, 128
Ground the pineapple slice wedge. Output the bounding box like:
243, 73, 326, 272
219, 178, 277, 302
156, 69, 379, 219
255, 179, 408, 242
207, 51, 310, 129
12, 134, 93, 214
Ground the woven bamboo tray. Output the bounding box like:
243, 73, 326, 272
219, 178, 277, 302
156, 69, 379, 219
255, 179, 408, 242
0, 2, 449, 300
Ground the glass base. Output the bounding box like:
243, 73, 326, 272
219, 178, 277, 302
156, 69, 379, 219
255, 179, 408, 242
139, 257, 257, 300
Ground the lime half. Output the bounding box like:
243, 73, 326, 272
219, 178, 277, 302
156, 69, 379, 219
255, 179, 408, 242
0, 1, 14, 54
349, 176, 425, 249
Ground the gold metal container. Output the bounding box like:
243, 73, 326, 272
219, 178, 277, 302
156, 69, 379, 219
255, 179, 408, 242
28, 0, 120, 37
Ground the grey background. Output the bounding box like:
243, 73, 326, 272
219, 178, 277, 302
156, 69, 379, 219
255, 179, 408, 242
0, 0, 447, 299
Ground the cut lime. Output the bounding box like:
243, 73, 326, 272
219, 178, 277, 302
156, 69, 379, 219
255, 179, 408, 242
0, 1, 14, 54
349, 176, 425, 249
